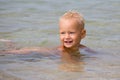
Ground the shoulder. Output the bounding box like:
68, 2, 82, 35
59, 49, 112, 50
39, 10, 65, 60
79, 44, 96, 53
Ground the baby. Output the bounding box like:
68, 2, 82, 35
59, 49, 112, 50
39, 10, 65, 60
58, 11, 86, 52
0, 11, 93, 55
0, 11, 95, 72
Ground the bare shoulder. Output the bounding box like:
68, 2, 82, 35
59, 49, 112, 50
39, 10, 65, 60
79, 44, 96, 53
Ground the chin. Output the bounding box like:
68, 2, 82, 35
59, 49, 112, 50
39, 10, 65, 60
64, 45, 73, 49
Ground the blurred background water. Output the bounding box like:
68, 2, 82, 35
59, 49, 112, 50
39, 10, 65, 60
0, 0, 120, 50
0, 0, 120, 80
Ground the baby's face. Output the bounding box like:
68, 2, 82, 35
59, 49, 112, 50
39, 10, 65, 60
59, 19, 83, 49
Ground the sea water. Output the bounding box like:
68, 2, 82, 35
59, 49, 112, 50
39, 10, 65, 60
0, 0, 120, 80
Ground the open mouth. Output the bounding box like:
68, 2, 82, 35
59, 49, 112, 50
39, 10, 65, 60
63, 40, 73, 48
64, 40, 73, 44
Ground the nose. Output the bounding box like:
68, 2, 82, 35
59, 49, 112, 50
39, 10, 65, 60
65, 33, 70, 39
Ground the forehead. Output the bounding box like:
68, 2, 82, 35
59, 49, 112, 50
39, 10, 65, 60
59, 19, 82, 30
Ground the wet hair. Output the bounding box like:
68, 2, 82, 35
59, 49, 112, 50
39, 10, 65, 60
60, 11, 85, 29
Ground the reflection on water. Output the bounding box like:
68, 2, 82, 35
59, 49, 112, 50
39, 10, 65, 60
0, 48, 119, 80
0, 0, 120, 80
59, 48, 84, 72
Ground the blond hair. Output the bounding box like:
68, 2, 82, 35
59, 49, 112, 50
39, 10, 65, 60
60, 11, 85, 28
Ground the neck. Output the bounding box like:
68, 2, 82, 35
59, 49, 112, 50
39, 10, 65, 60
60, 45, 81, 58
63, 45, 80, 52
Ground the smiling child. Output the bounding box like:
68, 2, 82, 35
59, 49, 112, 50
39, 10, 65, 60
58, 11, 86, 52
0, 11, 93, 55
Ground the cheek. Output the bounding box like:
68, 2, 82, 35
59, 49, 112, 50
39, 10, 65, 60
71, 34, 81, 41
60, 35, 64, 41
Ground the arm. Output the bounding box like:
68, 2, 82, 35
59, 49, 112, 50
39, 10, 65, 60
0, 47, 51, 54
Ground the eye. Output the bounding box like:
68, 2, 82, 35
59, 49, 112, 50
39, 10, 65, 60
69, 32, 75, 34
60, 32, 65, 34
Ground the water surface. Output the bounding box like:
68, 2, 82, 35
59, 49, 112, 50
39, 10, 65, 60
0, 0, 120, 80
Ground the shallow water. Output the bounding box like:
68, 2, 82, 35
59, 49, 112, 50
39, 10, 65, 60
0, 49, 119, 80
0, 0, 120, 80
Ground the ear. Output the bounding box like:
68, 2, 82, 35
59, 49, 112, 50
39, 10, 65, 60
81, 29, 86, 39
